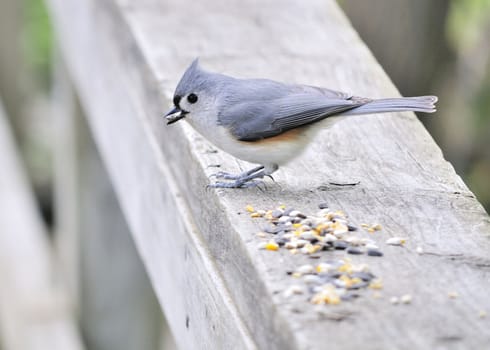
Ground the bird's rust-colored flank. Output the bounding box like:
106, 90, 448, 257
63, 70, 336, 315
241, 128, 305, 145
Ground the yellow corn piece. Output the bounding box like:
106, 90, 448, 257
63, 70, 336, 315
265, 241, 279, 251
369, 279, 383, 290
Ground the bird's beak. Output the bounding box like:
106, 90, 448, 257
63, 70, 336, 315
164, 107, 187, 125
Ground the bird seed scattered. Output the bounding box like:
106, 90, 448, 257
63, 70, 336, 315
247, 204, 429, 308
249, 204, 386, 260
248, 203, 392, 306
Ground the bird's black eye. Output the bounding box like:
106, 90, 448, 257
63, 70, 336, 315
173, 95, 181, 107
187, 93, 198, 104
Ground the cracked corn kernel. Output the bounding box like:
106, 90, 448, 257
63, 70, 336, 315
339, 275, 362, 288
338, 262, 353, 274
369, 279, 383, 289
311, 288, 341, 305
265, 241, 279, 251
245, 205, 255, 213
250, 209, 266, 218
301, 243, 322, 254
332, 221, 348, 234
316, 263, 333, 273
314, 222, 331, 233
351, 277, 363, 284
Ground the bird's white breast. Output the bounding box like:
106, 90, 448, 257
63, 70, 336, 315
186, 111, 341, 166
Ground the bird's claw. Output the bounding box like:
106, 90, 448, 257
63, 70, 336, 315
208, 165, 270, 189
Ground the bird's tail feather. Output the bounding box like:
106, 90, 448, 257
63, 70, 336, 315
341, 95, 438, 115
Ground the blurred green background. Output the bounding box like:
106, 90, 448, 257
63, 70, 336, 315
0, 0, 489, 226
340, 0, 490, 211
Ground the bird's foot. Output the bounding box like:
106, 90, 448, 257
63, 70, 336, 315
208, 166, 270, 188
210, 165, 264, 180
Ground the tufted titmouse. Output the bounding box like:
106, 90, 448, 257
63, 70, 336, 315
165, 59, 437, 188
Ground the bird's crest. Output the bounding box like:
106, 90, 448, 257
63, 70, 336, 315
175, 58, 205, 95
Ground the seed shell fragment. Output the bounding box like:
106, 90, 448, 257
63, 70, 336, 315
386, 237, 407, 246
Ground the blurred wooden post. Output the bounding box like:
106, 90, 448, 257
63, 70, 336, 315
52, 59, 167, 350
0, 99, 83, 350
340, 0, 451, 96
0, 0, 24, 124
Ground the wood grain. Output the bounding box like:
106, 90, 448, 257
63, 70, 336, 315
47, 0, 490, 349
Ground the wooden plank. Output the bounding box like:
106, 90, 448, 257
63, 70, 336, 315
47, 0, 490, 349
77, 112, 166, 350
52, 54, 81, 310
0, 99, 84, 350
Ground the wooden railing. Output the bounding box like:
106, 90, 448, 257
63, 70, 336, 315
0, 100, 83, 349
1, 0, 489, 349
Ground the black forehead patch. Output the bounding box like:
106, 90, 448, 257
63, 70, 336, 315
173, 95, 182, 107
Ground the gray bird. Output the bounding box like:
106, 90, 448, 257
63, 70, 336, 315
165, 59, 437, 188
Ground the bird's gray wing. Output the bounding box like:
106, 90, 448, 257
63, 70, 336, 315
219, 92, 364, 141
294, 85, 353, 100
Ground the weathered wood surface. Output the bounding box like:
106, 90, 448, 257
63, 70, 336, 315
47, 0, 490, 349
0, 100, 83, 350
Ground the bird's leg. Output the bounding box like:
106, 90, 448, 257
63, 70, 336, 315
209, 164, 278, 188
210, 165, 264, 180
